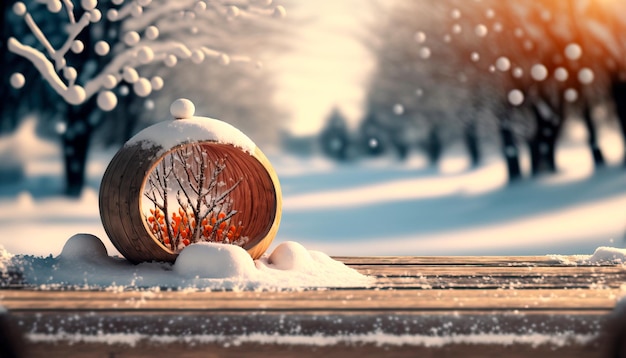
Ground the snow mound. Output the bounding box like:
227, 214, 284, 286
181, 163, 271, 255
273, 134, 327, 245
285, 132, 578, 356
551, 246, 626, 265
60, 233, 108, 262
10, 235, 372, 290
174, 242, 256, 279
587, 247, 626, 264
256, 241, 373, 288
268, 240, 314, 270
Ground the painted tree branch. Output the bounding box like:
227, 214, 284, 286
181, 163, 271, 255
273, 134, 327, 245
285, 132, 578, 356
144, 144, 244, 252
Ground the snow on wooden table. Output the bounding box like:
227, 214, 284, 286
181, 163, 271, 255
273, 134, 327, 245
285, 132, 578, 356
1, 256, 624, 357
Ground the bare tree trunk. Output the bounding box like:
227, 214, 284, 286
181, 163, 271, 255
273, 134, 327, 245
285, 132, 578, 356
62, 100, 94, 197
500, 123, 522, 183
528, 103, 559, 177
426, 124, 442, 167
611, 80, 626, 167
582, 102, 605, 169
464, 120, 480, 168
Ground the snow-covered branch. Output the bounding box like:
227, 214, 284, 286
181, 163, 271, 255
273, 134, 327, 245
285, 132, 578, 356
144, 144, 244, 252
8, 0, 286, 111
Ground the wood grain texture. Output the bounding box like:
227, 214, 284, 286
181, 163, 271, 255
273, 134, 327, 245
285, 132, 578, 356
1, 256, 622, 357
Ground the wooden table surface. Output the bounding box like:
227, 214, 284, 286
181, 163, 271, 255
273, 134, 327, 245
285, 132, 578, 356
1, 256, 625, 357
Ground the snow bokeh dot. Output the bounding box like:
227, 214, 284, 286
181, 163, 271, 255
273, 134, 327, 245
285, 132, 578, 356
554, 67, 569, 82
475, 24, 488, 37
97, 90, 117, 111
164, 54, 178, 67
531, 64, 548, 81
471, 52, 480, 62
174, 243, 256, 279
495, 56, 511, 72
94, 41, 110, 56
103, 74, 118, 89
10, 73, 25, 89
71, 40, 85, 53
47, 0, 62, 13
13, 2, 27, 16
170, 98, 195, 118
414, 31, 426, 43
81, 0, 97, 11
107, 9, 118, 20
144, 99, 155, 110
195, 1, 207, 12
508, 89, 524, 106
419, 47, 431, 59
564, 88, 578, 102
63, 66, 77, 81
145, 26, 159, 40
60, 234, 108, 262
565, 43, 582, 60
512, 67, 524, 78
89, 9, 102, 22
578, 68, 594, 84
124, 31, 140, 46
133, 78, 152, 97
191, 50, 205, 64
150, 76, 164, 91
122, 66, 139, 83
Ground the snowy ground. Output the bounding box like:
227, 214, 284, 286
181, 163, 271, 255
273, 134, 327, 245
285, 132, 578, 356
0, 119, 625, 260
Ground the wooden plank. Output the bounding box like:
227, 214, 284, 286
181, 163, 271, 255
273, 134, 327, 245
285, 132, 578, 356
349, 264, 625, 275
20, 341, 603, 358
334, 256, 578, 266
0, 288, 619, 312
373, 276, 623, 289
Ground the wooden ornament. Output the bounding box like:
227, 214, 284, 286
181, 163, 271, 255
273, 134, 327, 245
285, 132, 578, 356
99, 99, 282, 263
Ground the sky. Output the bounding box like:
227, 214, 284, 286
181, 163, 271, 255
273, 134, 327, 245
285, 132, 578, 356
273, 1, 377, 136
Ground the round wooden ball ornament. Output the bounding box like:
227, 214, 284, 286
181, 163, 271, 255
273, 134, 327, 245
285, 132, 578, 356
99, 99, 282, 263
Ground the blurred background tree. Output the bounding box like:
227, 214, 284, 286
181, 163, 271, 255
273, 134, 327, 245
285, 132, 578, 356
3, 0, 286, 197
351, 0, 626, 182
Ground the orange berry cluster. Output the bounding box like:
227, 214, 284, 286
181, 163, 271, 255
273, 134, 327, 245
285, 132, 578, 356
147, 207, 244, 250
200, 212, 244, 243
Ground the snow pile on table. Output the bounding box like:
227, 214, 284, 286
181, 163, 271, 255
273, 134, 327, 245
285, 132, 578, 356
551, 246, 626, 265
586, 247, 626, 264
1, 234, 372, 290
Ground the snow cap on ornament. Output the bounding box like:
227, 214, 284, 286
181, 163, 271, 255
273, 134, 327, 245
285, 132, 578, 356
99, 99, 282, 264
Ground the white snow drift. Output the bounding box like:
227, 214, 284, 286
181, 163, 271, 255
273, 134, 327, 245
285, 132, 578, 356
2, 234, 372, 290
